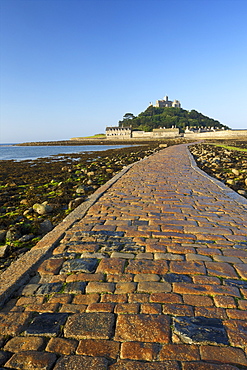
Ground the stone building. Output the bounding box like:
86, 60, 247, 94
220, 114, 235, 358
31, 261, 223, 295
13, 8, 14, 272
105, 127, 132, 138
106, 126, 180, 139
154, 95, 181, 108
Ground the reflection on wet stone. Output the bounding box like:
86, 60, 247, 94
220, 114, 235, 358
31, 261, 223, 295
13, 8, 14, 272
24, 313, 68, 337
60, 258, 98, 274
35, 282, 63, 295
163, 273, 192, 283
63, 282, 86, 294
224, 279, 247, 289
173, 316, 229, 345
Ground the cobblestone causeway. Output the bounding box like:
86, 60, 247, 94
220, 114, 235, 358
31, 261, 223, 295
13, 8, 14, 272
1, 143, 247, 369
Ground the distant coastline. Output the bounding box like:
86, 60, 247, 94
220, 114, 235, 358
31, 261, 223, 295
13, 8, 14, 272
15, 138, 171, 146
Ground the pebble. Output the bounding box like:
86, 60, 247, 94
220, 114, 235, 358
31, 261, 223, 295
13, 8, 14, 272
232, 168, 240, 176
18, 234, 35, 242
39, 220, 53, 235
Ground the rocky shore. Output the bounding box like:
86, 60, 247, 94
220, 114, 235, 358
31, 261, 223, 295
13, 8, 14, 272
0, 141, 181, 273
189, 139, 247, 198
15, 138, 172, 146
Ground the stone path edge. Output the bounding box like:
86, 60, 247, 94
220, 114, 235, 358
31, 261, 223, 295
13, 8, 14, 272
187, 143, 247, 208
0, 160, 138, 308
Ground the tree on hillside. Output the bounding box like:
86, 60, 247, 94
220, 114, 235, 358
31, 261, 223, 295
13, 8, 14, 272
119, 113, 136, 127
123, 113, 135, 120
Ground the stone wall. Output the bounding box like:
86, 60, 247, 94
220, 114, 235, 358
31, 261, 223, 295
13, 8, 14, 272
132, 131, 153, 138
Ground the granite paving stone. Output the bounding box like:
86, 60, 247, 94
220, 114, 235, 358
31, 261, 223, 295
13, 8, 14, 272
115, 303, 140, 314
109, 360, 180, 370
205, 262, 238, 278
1, 143, 247, 368
53, 355, 109, 370
5, 351, 57, 370
170, 261, 206, 275
225, 319, 247, 347
0, 312, 32, 336
60, 304, 87, 313
125, 260, 168, 274
141, 303, 162, 314
76, 339, 120, 358
86, 281, 115, 293
37, 258, 64, 275
45, 337, 78, 355
159, 344, 200, 361
64, 313, 115, 339
120, 341, 160, 361
200, 346, 247, 366
182, 363, 239, 370
115, 314, 170, 343
137, 281, 171, 293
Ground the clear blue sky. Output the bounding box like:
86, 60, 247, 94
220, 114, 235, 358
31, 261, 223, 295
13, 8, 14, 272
1, 0, 247, 143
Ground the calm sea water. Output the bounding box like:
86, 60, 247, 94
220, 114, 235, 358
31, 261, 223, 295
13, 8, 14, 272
0, 144, 131, 161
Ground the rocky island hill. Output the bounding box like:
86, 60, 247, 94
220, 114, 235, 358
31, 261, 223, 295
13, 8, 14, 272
118, 105, 229, 133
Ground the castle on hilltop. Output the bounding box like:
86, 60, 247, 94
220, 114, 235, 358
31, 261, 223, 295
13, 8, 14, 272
153, 95, 181, 108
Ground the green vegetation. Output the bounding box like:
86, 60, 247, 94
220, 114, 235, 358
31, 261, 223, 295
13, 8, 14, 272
210, 144, 247, 152
71, 134, 106, 139
118, 107, 229, 133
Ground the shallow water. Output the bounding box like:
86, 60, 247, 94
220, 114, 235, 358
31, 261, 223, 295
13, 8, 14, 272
0, 144, 131, 161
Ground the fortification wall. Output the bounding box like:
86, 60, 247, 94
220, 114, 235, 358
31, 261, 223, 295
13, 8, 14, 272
184, 130, 247, 139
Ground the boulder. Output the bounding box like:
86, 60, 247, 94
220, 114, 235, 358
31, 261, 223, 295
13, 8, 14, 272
76, 185, 86, 194
33, 202, 53, 215
68, 198, 84, 210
